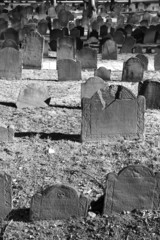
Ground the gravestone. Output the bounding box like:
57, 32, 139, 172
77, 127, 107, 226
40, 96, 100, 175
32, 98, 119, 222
16, 83, 50, 108
43, 39, 49, 57
52, 19, 61, 30
57, 36, 76, 62
154, 53, 160, 70
48, 6, 56, 18
138, 80, 160, 109
103, 165, 160, 215
23, 31, 44, 69
81, 84, 145, 142
2, 28, 19, 44
49, 39, 57, 51
102, 40, 117, 60
122, 57, 144, 82
62, 27, 69, 36
76, 47, 97, 69
100, 25, 108, 38
125, 24, 133, 36
94, 67, 111, 81
132, 28, 144, 44
58, 9, 69, 27
0, 125, 14, 142
143, 28, 156, 44
136, 54, 148, 71
57, 59, 81, 81
0, 19, 8, 35
113, 31, 125, 45
76, 38, 83, 50
0, 172, 12, 219
70, 28, 80, 38
0, 47, 22, 80
38, 19, 48, 35
30, 184, 89, 220
76, 26, 84, 37
120, 36, 136, 53
50, 29, 63, 42
89, 30, 99, 39
140, 20, 148, 27
134, 46, 143, 54
2, 39, 18, 50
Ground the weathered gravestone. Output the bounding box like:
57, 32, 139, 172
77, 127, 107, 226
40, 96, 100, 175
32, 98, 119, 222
57, 59, 81, 81
120, 36, 136, 53
23, 31, 44, 69
0, 172, 12, 219
76, 47, 97, 69
113, 31, 125, 45
1, 39, 18, 50
0, 125, 14, 142
81, 83, 145, 142
30, 184, 89, 220
143, 28, 156, 44
16, 83, 50, 108
138, 80, 160, 109
122, 57, 144, 82
103, 165, 160, 215
94, 67, 111, 81
57, 36, 76, 62
2, 28, 19, 45
154, 53, 160, 71
136, 54, 148, 71
102, 39, 117, 60
0, 47, 22, 80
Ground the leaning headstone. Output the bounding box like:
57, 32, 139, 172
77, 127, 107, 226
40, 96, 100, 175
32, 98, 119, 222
136, 54, 148, 71
120, 36, 136, 53
57, 59, 81, 81
143, 28, 156, 44
0, 125, 14, 142
30, 184, 89, 220
16, 83, 50, 108
81, 84, 145, 142
154, 53, 160, 71
57, 36, 76, 62
23, 31, 44, 69
103, 165, 160, 215
138, 80, 160, 109
0, 47, 22, 80
76, 47, 97, 69
122, 57, 144, 82
102, 40, 117, 60
94, 67, 111, 81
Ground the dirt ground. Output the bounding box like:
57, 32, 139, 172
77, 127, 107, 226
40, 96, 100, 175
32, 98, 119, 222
1, 54, 160, 239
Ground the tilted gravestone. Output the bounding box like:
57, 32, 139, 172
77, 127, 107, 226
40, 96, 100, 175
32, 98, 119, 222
1, 39, 18, 50
57, 59, 81, 81
76, 47, 97, 69
143, 28, 156, 44
113, 31, 125, 45
102, 39, 117, 60
136, 54, 148, 71
57, 36, 76, 62
122, 57, 144, 82
138, 80, 160, 109
23, 31, 44, 69
120, 36, 136, 53
16, 83, 50, 108
0, 47, 22, 80
154, 53, 160, 71
103, 165, 160, 215
81, 83, 145, 142
30, 184, 89, 220
0, 125, 14, 142
94, 67, 111, 81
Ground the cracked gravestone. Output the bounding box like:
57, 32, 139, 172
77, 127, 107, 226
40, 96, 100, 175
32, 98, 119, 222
16, 83, 50, 108
122, 57, 144, 82
103, 165, 160, 215
30, 184, 89, 220
120, 36, 136, 53
94, 67, 111, 81
81, 84, 145, 142
57, 59, 81, 81
76, 47, 97, 69
23, 31, 44, 69
102, 39, 117, 60
136, 54, 148, 71
0, 125, 14, 142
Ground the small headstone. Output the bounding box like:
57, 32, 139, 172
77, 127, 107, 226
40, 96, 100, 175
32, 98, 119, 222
143, 28, 156, 44
102, 40, 117, 60
16, 83, 50, 108
30, 184, 89, 220
103, 165, 160, 215
76, 47, 97, 69
0, 125, 14, 142
57, 59, 81, 81
132, 28, 144, 44
122, 57, 144, 82
136, 54, 148, 71
154, 53, 160, 71
94, 67, 111, 81
113, 30, 125, 45
120, 36, 136, 53
76, 26, 84, 37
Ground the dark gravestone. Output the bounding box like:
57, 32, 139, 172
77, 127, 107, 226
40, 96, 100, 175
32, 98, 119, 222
138, 80, 160, 109
58, 9, 69, 27
38, 19, 48, 35
0, 47, 22, 80
49, 39, 57, 51
102, 40, 117, 60
70, 28, 80, 39
57, 59, 81, 81
76, 26, 84, 37
0, 19, 8, 35
43, 39, 48, 57
134, 46, 143, 54
143, 28, 156, 44
122, 57, 144, 82
52, 19, 61, 30
62, 27, 69, 36
30, 184, 89, 220
2, 39, 18, 50
89, 30, 99, 39
0, 172, 12, 219
2, 28, 19, 45
113, 31, 125, 45
100, 25, 108, 38
81, 84, 145, 142
120, 36, 136, 53
94, 67, 111, 81
154, 53, 160, 71
23, 31, 44, 69
76, 38, 83, 50
103, 165, 160, 215
0, 125, 14, 142
76, 47, 97, 69
57, 36, 76, 61
50, 29, 63, 42
136, 54, 148, 71
132, 28, 144, 44
16, 83, 50, 108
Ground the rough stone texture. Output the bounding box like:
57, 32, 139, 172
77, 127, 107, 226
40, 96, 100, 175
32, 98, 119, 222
154, 53, 160, 71
30, 184, 89, 220
23, 31, 44, 69
0, 125, 14, 142
57, 36, 76, 62
76, 47, 97, 69
57, 59, 81, 81
16, 83, 49, 108
113, 31, 125, 45
120, 36, 136, 53
2, 28, 19, 44
102, 40, 117, 60
122, 57, 144, 82
138, 80, 160, 109
0, 47, 22, 80
136, 54, 148, 71
81, 85, 145, 142
143, 28, 156, 44
94, 67, 111, 81
103, 165, 160, 215
1, 39, 18, 50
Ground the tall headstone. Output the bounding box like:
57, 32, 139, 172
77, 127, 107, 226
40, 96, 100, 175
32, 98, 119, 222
57, 59, 81, 81
76, 47, 97, 69
102, 40, 117, 60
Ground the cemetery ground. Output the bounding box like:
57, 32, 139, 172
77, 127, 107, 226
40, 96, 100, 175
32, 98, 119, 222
1, 55, 160, 239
